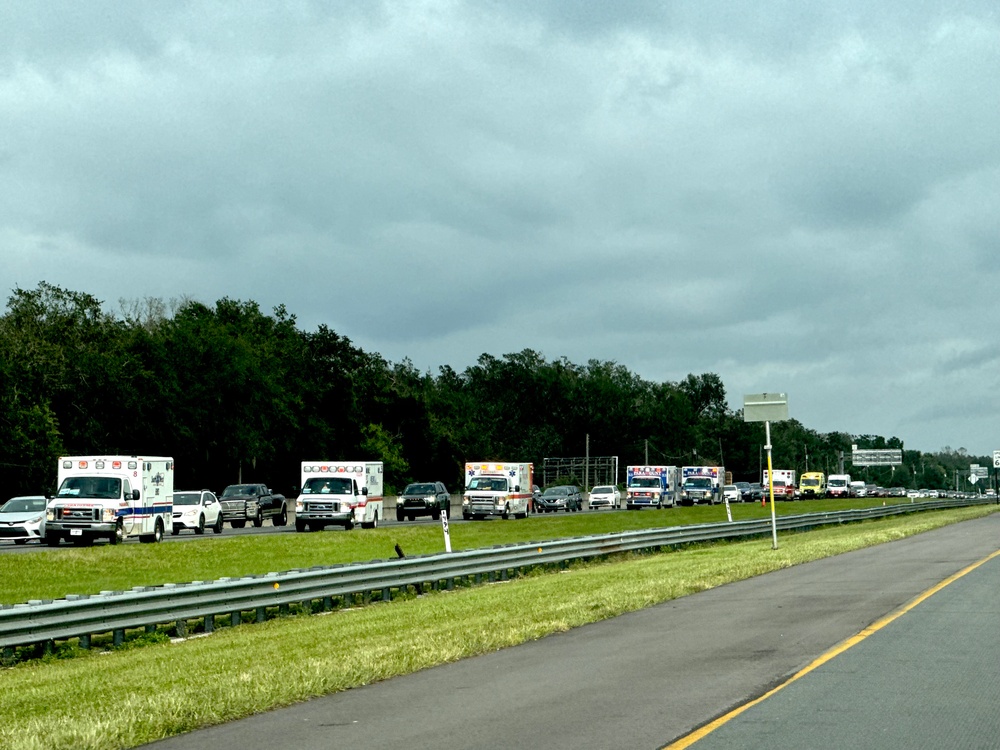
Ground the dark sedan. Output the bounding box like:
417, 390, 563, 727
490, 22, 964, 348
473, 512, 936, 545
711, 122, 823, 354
535, 485, 583, 513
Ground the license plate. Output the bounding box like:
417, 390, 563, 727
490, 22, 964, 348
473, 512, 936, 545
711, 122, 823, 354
70, 529, 83, 536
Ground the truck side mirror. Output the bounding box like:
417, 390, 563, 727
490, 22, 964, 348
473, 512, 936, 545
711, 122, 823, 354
132, 489, 141, 501
361, 487, 368, 496
514, 485, 521, 492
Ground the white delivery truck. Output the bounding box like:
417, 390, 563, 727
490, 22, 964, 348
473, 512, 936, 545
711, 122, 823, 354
295, 461, 384, 531
46, 455, 174, 546
680, 466, 725, 505
626, 465, 680, 508
462, 462, 533, 520
827, 473, 852, 498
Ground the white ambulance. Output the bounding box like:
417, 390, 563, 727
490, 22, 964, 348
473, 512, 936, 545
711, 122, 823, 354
462, 462, 534, 520
46, 455, 174, 546
295, 461, 384, 531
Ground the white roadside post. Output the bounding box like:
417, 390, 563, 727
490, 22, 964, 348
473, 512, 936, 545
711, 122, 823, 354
743, 393, 789, 550
441, 509, 452, 553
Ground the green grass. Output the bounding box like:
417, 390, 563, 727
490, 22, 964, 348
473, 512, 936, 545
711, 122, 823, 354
0, 504, 995, 750
1, 497, 926, 605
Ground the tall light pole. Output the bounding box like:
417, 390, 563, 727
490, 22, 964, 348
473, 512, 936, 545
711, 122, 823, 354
743, 393, 789, 550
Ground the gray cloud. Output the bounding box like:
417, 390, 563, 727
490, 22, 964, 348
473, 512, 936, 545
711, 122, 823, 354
2, 1, 999, 454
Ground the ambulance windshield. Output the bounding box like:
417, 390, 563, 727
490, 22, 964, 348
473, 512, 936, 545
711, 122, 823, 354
629, 477, 660, 488
57, 477, 122, 500
302, 477, 353, 495
467, 477, 508, 492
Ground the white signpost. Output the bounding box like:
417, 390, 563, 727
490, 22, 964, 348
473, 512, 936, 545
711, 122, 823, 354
743, 393, 789, 550
441, 511, 452, 553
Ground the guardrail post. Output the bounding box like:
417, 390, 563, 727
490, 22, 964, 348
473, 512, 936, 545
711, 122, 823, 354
204, 615, 214, 634
382, 587, 390, 601
113, 629, 124, 648
255, 607, 266, 624
176, 619, 187, 638
231, 610, 241, 627
79, 634, 90, 650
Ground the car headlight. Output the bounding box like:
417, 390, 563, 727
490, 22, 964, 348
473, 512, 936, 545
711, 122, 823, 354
27, 514, 43, 524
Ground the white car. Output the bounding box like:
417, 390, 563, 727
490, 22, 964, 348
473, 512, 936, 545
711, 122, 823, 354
588, 485, 621, 510
172, 490, 224, 535
722, 485, 741, 504
0, 495, 49, 544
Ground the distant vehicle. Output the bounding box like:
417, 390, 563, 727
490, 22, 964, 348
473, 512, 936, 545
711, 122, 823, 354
0, 495, 49, 544
172, 490, 224, 535
849, 480, 867, 498
588, 485, 621, 510
626, 465, 679, 508
535, 485, 582, 513
763, 470, 797, 499
827, 474, 852, 498
220, 483, 288, 529
734, 481, 752, 502
722, 485, 740, 504
680, 466, 724, 505
396, 482, 450, 521
463, 462, 534, 520
907, 489, 921, 499
296, 462, 383, 531
749, 483, 764, 502
799, 472, 826, 499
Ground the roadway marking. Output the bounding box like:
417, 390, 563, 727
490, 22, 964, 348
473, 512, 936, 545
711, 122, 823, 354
662, 547, 1000, 749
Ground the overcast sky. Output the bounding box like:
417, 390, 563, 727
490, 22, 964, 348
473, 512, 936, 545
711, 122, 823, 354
3, 2, 999, 456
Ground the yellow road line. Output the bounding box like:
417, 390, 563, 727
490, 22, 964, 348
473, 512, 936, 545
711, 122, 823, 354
662, 547, 1000, 749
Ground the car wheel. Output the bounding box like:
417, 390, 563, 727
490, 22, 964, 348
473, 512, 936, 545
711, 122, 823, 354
231, 520, 246, 529
252, 508, 263, 528
14, 539, 27, 545
194, 515, 205, 535
171, 526, 180, 536
213, 514, 224, 534
396, 509, 404, 522
431, 508, 441, 521
273, 506, 287, 527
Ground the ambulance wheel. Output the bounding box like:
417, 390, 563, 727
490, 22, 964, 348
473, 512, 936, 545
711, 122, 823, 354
295, 519, 307, 532
194, 515, 205, 534
72, 535, 91, 546
213, 514, 224, 534
272, 506, 287, 527
501, 507, 509, 520
141, 519, 164, 543
252, 508, 263, 528
361, 513, 378, 530
45, 533, 61, 547
344, 517, 355, 531
109, 521, 124, 545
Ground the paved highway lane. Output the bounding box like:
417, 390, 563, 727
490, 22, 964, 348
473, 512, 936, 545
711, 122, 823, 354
671, 546, 1000, 749
146, 513, 1000, 750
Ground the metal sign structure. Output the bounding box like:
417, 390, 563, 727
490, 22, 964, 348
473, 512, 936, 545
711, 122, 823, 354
743, 393, 789, 550
851, 449, 903, 466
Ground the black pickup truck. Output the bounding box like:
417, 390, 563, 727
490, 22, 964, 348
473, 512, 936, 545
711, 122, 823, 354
219, 484, 288, 528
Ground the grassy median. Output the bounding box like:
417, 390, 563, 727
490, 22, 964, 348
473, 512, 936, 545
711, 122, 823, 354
0, 504, 996, 750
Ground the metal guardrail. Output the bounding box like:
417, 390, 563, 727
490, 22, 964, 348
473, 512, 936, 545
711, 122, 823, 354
0, 497, 991, 651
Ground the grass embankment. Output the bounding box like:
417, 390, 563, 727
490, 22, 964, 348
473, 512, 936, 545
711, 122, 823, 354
0, 504, 996, 750
2, 497, 920, 604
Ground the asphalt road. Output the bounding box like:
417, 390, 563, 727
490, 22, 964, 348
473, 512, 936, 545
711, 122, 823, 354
146, 512, 1000, 750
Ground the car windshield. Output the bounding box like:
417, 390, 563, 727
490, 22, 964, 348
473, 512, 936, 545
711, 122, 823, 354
174, 493, 200, 506
301, 477, 353, 495
543, 487, 570, 496
404, 483, 437, 495
591, 486, 613, 494
1, 497, 47, 513
57, 477, 121, 500
629, 477, 660, 488
222, 485, 255, 497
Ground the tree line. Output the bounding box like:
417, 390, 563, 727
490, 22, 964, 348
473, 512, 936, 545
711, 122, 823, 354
0, 282, 987, 497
